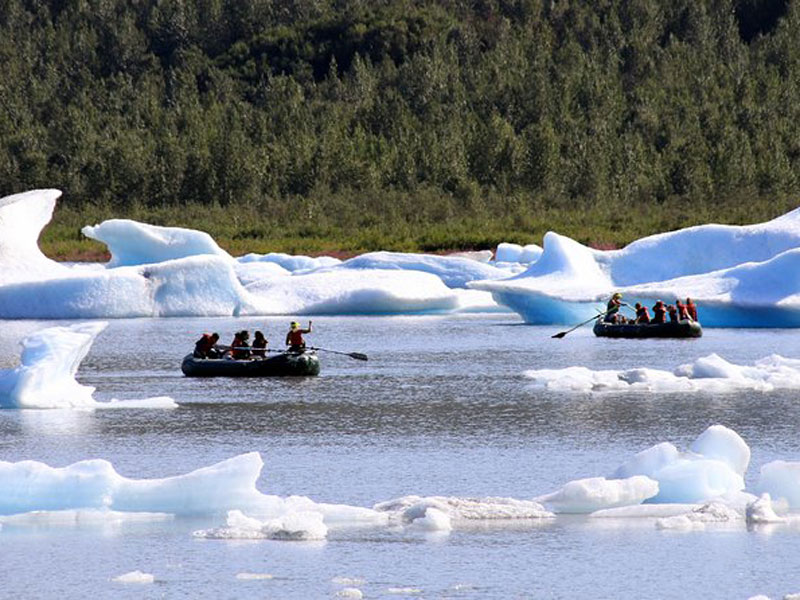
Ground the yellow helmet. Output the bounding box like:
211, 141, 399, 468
612, 292, 622, 299
290, 321, 299, 329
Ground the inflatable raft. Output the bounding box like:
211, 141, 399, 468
593, 319, 703, 339
181, 350, 321, 377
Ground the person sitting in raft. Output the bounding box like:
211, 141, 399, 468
251, 331, 268, 358
229, 330, 251, 360
604, 293, 623, 323
652, 300, 667, 324
667, 304, 678, 323
194, 332, 221, 359
686, 297, 698, 322
286, 320, 312, 352
675, 299, 690, 321
634, 302, 651, 324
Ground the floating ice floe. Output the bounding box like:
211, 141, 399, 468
523, 353, 800, 394
535, 476, 659, 513
0, 189, 508, 318
471, 208, 800, 326
0, 322, 175, 409
111, 570, 155, 584
373, 495, 554, 526
194, 509, 328, 541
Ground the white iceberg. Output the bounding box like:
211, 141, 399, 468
0, 190, 472, 318
523, 353, 800, 394
82, 219, 230, 267
374, 495, 553, 523
471, 208, 800, 326
610, 425, 747, 503
0, 322, 175, 409
756, 461, 800, 509
194, 509, 328, 540
535, 476, 659, 513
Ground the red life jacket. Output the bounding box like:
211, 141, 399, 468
287, 329, 305, 346
676, 301, 689, 320
687, 302, 698, 321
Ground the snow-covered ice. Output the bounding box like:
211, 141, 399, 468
0, 322, 175, 409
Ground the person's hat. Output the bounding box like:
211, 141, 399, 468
290, 321, 299, 329
613, 292, 622, 299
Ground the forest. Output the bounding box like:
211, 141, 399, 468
1, 0, 798, 256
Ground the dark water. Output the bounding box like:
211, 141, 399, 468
1, 315, 800, 599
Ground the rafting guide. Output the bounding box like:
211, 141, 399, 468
286, 320, 312, 352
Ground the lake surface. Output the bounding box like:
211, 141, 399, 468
1, 314, 800, 599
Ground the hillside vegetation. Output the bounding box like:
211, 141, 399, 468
1, 0, 798, 256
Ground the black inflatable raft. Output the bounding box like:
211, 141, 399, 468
181, 351, 321, 377
593, 319, 703, 339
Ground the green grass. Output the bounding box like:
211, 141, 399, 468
38, 194, 800, 261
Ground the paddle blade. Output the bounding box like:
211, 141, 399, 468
551, 331, 568, 339
348, 352, 368, 361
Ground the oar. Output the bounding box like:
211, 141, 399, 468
310, 347, 368, 361
552, 310, 610, 339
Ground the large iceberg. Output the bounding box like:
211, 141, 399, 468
5, 188, 800, 323
471, 209, 800, 326
0, 321, 175, 409
0, 190, 502, 318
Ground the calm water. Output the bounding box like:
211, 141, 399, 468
1, 314, 800, 599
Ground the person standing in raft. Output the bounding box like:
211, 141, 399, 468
194, 333, 221, 358
686, 297, 698, 322
251, 331, 268, 358
634, 302, 651, 324
229, 330, 251, 360
604, 293, 623, 323
286, 320, 312, 352
652, 300, 667, 324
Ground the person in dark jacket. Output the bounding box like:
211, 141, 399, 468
194, 333, 220, 358
652, 300, 667, 324
251, 331, 268, 358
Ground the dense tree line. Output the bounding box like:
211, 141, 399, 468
1, 0, 798, 250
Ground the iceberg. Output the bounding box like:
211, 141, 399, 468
534, 476, 659, 513
82, 219, 230, 267
0, 322, 176, 409
609, 425, 747, 503
757, 461, 800, 509
373, 495, 553, 522
471, 208, 800, 326
0, 451, 383, 527
332, 251, 510, 289
523, 353, 800, 394
0, 190, 475, 318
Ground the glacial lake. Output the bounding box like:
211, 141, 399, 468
1, 314, 800, 599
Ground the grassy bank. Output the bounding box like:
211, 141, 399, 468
39, 193, 799, 261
